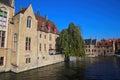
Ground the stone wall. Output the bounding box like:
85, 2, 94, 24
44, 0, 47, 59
11, 54, 64, 73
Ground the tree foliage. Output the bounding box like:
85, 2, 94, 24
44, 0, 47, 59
57, 22, 85, 57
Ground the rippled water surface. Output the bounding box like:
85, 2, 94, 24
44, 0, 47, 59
0, 56, 120, 80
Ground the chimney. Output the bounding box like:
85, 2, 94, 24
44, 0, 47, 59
10, 0, 14, 8
20, 7, 25, 11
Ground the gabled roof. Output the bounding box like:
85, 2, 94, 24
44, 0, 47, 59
15, 8, 27, 16
0, 0, 12, 7
97, 39, 113, 47
115, 39, 120, 43
15, 5, 59, 34
84, 39, 97, 45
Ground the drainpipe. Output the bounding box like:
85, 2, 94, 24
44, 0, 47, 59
36, 23, 38, 69
16, 14, 22, 72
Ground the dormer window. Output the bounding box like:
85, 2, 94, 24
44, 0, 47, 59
48, 24, 50, 32
27, 16, 32, 28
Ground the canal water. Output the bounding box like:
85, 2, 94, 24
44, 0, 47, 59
0, 56, 120, 80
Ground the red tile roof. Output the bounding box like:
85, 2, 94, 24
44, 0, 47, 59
35, 14, 59, 34
115, 39, 120, 43
97, 39, 113, 47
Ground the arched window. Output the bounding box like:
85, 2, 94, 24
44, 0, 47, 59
27, 16, 32, 28
0, 7, 8, 27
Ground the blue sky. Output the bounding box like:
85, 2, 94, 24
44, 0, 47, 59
15, 0, 120, 40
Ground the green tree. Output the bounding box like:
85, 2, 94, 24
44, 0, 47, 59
57, 29, 69, 56
57, 22, 85, 60
68, 23, 85, 57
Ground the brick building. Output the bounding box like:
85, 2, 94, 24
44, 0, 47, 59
115, 39, 120, 54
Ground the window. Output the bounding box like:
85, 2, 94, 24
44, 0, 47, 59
44, 35, 46, 39
89, 49, 90, 52
94, 50, 96, 52
110, 50, 112, 52
4, 12, 7, 18
39, 43, 41, 51
49, 34, 52, 41
0, 31, 5, 48
13, 33, 17, 51
40, 34, 41, 38
92, 49, 94, 52
44, 44, 46, 51
49, 44, 52, 50
98, 50, 100, 52
27, 16, 32, 28
25, 37, 31, 51
88, 45, 90, 48
0, 8, 7, 27
0, 9, 3, 16
26, 58, 31, 64
0, 57, 4, 66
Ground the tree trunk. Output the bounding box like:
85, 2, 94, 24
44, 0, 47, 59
65, 56, 70, 62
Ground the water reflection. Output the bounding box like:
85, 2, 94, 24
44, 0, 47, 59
0, 57, 120, 80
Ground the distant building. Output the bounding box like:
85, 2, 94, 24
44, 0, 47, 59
84, 38, 116, 57
115, 39, 120, 54
84, 38, 98, 57
97, 39, 115, 56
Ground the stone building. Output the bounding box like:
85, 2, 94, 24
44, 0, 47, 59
11, 4, 38, 73
0, 0, 64, 73
115, 39, 120, 54
97, 39, 115, 56
84, 38, 98, 57
35, 13, 63, 67
10, 5, 64, 73
0, 0, 14, 72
